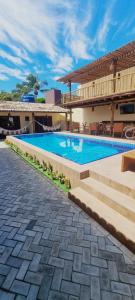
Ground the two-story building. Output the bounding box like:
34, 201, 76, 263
58, 40, 135, 133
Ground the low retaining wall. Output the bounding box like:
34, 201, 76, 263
6, 135, 89, 188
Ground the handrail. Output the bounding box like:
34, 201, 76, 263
62, 71, 135, 104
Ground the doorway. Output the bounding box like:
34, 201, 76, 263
34, 116, 52, 133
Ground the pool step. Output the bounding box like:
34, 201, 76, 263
69, 187, 135, 253
80, 177, 135, 223
90, 170, 135, 199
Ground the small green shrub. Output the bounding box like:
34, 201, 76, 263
65, 178, 71, 189
47, 163, 53, 176
36, 159, 40, 165
28, 154, 33, 161
33, 155, 36, 163
52, 171, 59, 180
48, 163, 53, 173
9, 142, 71, 191
17, 147, 22, 155
42, 161, 47, 171
59, 173, 65, 184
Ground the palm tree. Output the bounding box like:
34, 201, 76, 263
34, 79, 48, 99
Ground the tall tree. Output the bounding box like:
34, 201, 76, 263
0, 73, 48, 101
0, 91, 13, 101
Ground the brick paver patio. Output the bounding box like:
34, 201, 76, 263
0, 144, 135, 299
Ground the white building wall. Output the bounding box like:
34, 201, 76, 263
72, 103, 135, 124
72, 108, 84, 123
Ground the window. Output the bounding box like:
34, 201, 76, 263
0, 116, 20, 130
25, 116, 29, 121
120, 104, 134, 114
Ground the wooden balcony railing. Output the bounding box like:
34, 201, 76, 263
62, 72, 135, 104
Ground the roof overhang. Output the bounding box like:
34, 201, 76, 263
58, 40, 135, 84
0, 102, 69, 113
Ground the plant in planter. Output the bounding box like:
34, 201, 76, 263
13, 145, 17, 152
33, 155, 37, 163
18, 147, 22, 155
15, 146, 19, 153
47, 163, 53, 175
36, 160, 42, 169
42, 161, 47, 171
8, 142, 71, 192
65, 178, 71, 189
36, 159, 40, 166
5, 140, 9, 145
28, 154, 33, 161
59, 173, 65, 184
52, 171, 59, 180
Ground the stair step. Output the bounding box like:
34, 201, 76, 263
69, 187, 135, 252
80, 177, 135, 223
90, 170, 135, 199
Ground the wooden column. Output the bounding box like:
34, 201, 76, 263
110, 102, 115, 135
69, 109, 72, 131
67, 80, 72, 130
32, 113, 35, 133
68, 80, 72, 102
111, 58, 117, 93
65, 112, 68, 131
110, 59, 117, 135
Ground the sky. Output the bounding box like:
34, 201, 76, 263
0, 0, 135, 94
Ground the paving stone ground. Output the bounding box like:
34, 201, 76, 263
0, 144, 135, 299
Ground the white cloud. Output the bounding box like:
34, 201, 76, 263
96, 1, 116, 51
63, 2, 94, 60
0, 49, 25, 66
0, 64, 29, 80
125, 16, 135, 36
53, 75, 62, 81
33, 65, 45, 75
9, 46, 32, 63
0, 0, 94, 84
0, 73, 9, 80
112, 20, 127, 40
3, 0, 131, 85
69, 36, 94, 60
53, 55, 73, 74
0, 0, 59, 62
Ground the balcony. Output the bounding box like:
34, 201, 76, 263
62, 72, 135, 106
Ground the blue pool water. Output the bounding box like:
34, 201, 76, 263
16, 133, 135, 165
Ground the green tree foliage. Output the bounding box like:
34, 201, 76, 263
0, 74, 48, 101
15, 74, 37, 96
0, 91, 13, 101
36, 97, 45, 103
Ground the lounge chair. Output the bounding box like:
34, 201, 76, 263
89, 122, 98, 135
105, 123, 112, 136
71, 122, 80, 133
113, 122, 124, 137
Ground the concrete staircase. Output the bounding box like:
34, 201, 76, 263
69, 170, 135, 253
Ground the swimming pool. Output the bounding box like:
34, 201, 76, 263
16, 133, 135, 165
